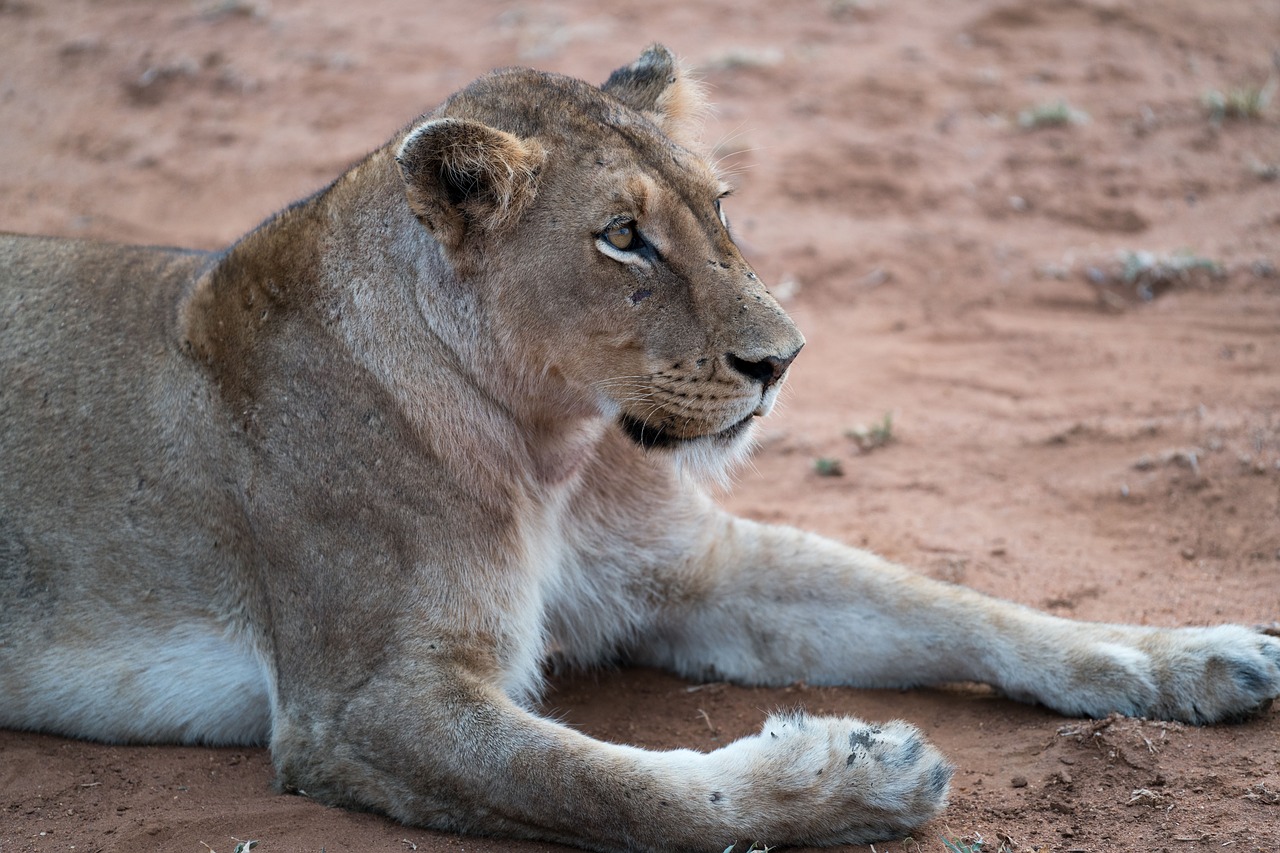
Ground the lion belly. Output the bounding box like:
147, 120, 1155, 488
0, 619, 272, 745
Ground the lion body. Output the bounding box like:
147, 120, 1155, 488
0, 237, 273, 743
2, 48, 1277, 853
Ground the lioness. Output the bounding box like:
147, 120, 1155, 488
1, 45, 1277, 852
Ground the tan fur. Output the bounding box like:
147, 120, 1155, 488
1, 46, 1277, 853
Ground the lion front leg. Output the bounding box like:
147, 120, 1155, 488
269, 664, 950, 852
632, 514, 1280, 724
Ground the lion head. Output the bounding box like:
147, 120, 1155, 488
393, 45, 804, 470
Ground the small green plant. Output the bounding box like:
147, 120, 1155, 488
722, 844, 773, 853
204, 0, 264, 17
813, 457, 844, 477
1120, 250, 1222, 300
705, 48, 784, 72
1203, 79, 1275, 121
1249, 157, 1280, 181
845, 412, 895, 452
1017, 100, 1088, 129
829, 0, 879, 19
941, 835, 985, 853
200, 840, 259, 853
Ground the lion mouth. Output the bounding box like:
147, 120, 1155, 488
618, 412, 755, 450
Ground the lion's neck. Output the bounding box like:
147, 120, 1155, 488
187, 152, 611, 505
312, 164, 611, 498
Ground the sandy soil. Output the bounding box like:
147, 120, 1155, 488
2, 0, 1279, 851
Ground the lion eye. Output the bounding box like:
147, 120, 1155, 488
603, 220, 639, 251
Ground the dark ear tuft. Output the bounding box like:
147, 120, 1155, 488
602, 44, 679, 114
395, 118, 544, 249
602, 44, 709, 149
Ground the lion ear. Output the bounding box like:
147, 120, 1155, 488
602, 44, 708, 149
395, 118, 544, 249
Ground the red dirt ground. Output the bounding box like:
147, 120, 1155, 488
2, 0, 1279, 851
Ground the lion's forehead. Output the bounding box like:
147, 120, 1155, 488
607, 147, 720, 198
607, 170, 708, 214
450, 67, 721, 200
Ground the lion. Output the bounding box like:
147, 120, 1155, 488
1, 45, 1277, 852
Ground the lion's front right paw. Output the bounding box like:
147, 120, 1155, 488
1139, 626, 1280, 723
707, 713, 952, 847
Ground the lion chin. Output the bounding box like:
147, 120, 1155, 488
618, 412, 760, 488
617, 412, 756, 451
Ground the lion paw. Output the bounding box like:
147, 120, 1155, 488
1139, 626, 1280, 723
706, 713, 952, 846
1041, 625, 1280, 724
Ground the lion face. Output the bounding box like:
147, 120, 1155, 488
557, 155, 804, 454
395, 47, 804, 458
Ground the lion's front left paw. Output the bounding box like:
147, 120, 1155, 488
705, 713, 952, 847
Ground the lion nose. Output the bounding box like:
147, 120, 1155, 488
726, 345, 802, 390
